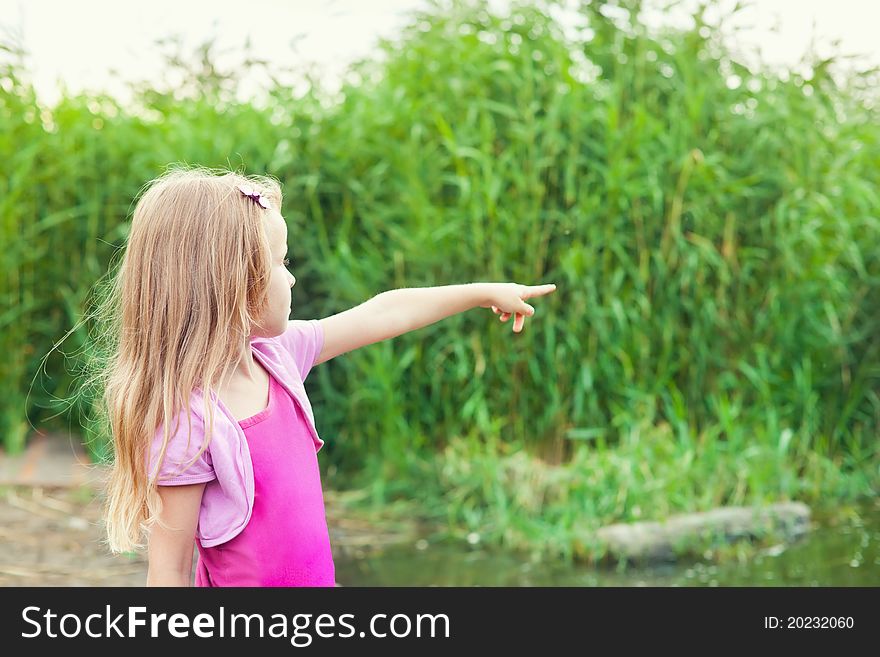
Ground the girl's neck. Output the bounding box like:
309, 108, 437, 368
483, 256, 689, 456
221, 348, 262, 388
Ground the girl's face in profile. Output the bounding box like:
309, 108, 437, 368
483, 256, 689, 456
252, 209, 296, 338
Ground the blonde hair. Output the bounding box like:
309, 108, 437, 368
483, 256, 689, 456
79, 165, 283, 553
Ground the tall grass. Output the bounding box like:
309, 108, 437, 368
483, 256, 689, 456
4, 0, 879, 558
297, 0, 880, 509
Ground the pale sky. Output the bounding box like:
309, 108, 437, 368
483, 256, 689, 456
2, 0, 878, 106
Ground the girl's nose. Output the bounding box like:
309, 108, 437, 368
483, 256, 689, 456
290, 274, 296, 287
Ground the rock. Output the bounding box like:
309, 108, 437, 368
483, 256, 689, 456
591, 502, 811, 562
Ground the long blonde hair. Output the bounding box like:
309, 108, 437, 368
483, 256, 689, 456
81, 166, 283, 553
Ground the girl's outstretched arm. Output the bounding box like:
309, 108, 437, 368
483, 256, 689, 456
146, 483, 205, 586
314, 282, 556, 366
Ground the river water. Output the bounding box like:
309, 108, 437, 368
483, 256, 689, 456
334, 500, 880, 586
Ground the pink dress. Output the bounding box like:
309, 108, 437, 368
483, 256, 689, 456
194, 372, 336, 586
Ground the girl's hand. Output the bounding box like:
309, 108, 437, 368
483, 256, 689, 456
483, 282, 557, 333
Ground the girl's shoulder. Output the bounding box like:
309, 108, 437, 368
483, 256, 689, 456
253, 319, 324, 382
147, 398, 216, 484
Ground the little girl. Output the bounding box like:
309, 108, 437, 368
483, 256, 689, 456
102, 166, 556, 586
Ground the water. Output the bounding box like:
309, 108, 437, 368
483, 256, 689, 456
334, 501, 880, 586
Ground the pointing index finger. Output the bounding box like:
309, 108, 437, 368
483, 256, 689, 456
524, 283, 557, 298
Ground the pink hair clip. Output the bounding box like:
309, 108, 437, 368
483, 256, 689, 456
238, 184, 271, 210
